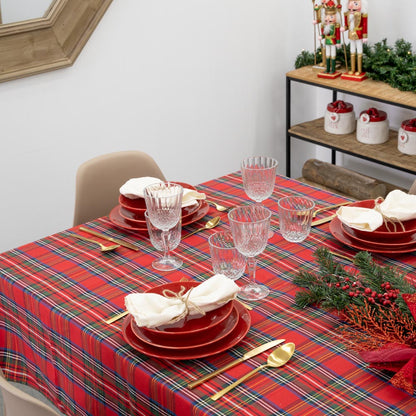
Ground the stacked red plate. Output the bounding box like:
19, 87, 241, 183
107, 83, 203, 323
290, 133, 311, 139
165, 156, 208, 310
329, 200, 416, 254
122, 281, 251, 360
109, 182, 209, 233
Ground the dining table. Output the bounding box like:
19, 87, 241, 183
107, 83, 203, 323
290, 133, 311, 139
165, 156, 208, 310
1, 171, 416, 416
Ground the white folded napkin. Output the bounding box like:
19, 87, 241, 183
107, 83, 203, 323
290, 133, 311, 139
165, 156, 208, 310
119, 177, 205, 208
378, 190, 416, 221
125, 274, 239, 328
336, 206, 383, 232
119, 177, 162, 199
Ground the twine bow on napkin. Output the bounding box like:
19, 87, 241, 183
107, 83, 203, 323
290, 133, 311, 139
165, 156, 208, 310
336, 190, 416, 232
125, 274, 239, 329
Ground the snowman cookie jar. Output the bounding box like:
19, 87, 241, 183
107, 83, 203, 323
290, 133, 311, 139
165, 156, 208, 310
324, 100, 356, 135
356, 108, 389, 145
398, 118, 416, 155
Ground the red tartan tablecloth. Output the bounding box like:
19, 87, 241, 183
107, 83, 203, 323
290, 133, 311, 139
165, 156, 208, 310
1, 173, 416, 416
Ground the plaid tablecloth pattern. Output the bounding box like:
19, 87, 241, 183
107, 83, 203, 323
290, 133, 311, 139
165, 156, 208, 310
1, 173, 416, 416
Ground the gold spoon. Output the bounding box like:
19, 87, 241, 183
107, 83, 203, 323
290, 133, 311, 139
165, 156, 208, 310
211, 342, 295, 401
207, 200, 229, 212
72, 234, 120, 252
312, 201, 351, 218
184, 216, 221, 238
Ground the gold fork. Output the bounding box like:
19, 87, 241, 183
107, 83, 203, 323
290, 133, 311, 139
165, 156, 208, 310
312, 202, 351, 218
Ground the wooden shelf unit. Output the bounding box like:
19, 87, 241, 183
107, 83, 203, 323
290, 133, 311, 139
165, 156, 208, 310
286, 66, 416, 177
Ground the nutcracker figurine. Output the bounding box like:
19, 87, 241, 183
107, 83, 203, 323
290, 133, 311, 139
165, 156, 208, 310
313, 0, 330, 67
317, 0, 342, 79
341, 0, 368, 80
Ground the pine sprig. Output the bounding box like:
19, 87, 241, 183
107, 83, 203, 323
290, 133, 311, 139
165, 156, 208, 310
294, 248, 416, 319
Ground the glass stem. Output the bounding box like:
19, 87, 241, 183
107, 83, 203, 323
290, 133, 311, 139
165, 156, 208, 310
247, 256, 257, 285
161, 230, 171, 261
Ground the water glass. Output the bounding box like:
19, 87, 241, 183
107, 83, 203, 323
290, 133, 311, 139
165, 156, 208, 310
278, 196, 315, 243
208, 231, 246, 280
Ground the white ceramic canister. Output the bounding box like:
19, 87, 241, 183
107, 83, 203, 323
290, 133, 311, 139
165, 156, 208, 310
398, 118, 416, 155
324, 100, 356, 135
356, 108, 389, 144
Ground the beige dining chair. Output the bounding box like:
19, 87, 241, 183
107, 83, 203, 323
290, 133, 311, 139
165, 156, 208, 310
0, 368, 60, 416
73, 150, 166, 226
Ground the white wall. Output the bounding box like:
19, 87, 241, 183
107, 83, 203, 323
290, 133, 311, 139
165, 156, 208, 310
0, 0, 415, 253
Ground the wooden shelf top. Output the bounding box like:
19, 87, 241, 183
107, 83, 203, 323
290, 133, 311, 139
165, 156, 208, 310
286, 66, 416, 109
289, 117, 416, 173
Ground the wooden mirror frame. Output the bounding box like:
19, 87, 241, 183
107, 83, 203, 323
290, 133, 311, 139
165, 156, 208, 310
0, 0, 112, 83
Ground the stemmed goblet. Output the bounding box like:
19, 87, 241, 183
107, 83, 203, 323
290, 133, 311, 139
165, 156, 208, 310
228, 204, 272, 301
145, 211, 182, 271
144, 182, 183, 271
241, 156, 278, 205
241, 156, 278, 237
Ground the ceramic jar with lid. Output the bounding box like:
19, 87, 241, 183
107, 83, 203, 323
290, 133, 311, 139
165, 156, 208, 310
356, 108, 389, 144
324, 100, 356, 135
398, 118, 416, 155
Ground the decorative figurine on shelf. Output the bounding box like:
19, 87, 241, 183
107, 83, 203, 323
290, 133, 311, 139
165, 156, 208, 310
312, 0, 329, 68
317, 0, 342, 79
341, 0, 368, 81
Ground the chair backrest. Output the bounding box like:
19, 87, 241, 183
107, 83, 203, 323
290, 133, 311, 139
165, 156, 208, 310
73, 150, 166, 226
0, 369, 60, 416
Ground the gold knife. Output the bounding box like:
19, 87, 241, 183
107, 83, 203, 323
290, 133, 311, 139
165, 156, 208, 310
187, 339, 285, 389
311, 214, 336, 227
79, 227, 139, 251
105, 310, 129, 325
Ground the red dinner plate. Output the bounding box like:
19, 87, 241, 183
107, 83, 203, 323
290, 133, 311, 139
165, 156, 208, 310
330, 217, 416, 254
109, 201, 209, 232
341, 222, 416, 248
122, 301, 250, 360
131, 304, 239, 350
342, 200, 416, 241
142, 281, 233, 338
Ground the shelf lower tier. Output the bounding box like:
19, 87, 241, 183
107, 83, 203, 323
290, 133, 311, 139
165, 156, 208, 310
288, 118, 416, 174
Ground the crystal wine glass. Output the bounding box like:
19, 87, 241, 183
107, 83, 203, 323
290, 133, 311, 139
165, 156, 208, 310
241, 156, 278, 204
144, 182, 183, 271
145, 211, 182, 270
228, 204, 272, 301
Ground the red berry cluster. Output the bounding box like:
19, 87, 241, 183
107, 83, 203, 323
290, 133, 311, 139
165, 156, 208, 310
329, 278, 399, 307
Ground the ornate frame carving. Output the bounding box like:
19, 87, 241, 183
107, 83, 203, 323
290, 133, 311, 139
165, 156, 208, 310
0, 0, 112, 83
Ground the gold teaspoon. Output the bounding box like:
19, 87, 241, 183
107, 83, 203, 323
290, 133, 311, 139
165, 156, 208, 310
210, 342, 295, 401
184, 216, 221, 238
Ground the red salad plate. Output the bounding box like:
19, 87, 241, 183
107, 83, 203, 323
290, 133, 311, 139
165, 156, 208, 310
142, 281, 234, 338
342, 223, 416, 248
131, 305, 239, 350
109, 201, 209, 233
342, 200, 416, 241
122, 301, 250, 360
330, 217, 416, 254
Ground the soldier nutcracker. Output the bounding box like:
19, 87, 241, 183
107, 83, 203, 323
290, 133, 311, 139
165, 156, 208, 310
341, 0, 368, 80
313, 0, 330, 67
317, 1, 342, 78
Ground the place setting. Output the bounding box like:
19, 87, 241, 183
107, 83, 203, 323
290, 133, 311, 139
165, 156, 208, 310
109, 177, 210, 234
328, 190, 416, 254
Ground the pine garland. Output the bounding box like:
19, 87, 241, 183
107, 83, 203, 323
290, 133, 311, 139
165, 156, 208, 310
295, 38, 416, 92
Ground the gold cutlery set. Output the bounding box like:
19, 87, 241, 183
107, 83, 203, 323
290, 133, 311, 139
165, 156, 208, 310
187, 339, 295, 400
